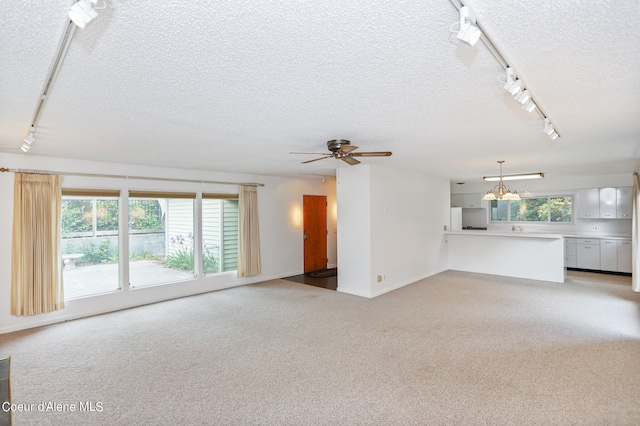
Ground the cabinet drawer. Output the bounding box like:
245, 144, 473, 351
577, 238, 599, 245
564, 243, 577, 256
565, 237, 577, 244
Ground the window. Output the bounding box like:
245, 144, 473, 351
128, 191, 195, 288
61, 189, 120, 298
60, 189, 239, 298
202, 194, 239, 275
490, 196, 572, 223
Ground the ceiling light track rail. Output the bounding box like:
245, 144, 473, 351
0, 168, 265, 187
449, 0, 560, 138
20, 18, 76, 153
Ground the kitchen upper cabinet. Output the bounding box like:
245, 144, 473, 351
617, 240, 632, 273
616, 187, 632, 219
600, 239, 617, 271
463, 193, 482, 208
576, 238, 600, 269
576, 189, 600, 219
451, 193, 484, 208
451, 194, 464, 208
576, 187, 632, 219
599, 188, 616, 219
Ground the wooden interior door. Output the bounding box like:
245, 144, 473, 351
303, 195, 327, 273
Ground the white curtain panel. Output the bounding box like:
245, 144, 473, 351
632, 173, 639, 292
237, 185, 261, 278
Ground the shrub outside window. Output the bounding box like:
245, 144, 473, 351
128, 191, 195, 288
61, 189, 120, 299
490, 196, 572, 223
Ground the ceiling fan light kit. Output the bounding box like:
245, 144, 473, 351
292, 140, 392, 166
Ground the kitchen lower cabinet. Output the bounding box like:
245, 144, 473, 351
565, 238, 577, 268
600, 239, 617, 272
617, 240, 632, 273
576, 238, 600, 270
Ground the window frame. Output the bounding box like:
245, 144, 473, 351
60, 188, 241, 299
61, 189, 122, 299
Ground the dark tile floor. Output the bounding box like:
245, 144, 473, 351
282, 268, 337, 290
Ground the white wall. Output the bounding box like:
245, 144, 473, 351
450, 172, 634, 236
0, 152, 336, 334
338, 164, 450, 298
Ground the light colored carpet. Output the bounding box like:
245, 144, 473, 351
1, 270, 639, 425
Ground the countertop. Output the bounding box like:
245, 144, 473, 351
445, 230, 632, 240
444, 230, 563, 239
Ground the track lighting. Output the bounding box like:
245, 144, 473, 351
514, 89, 530, 105
503, 67, 522, 96
21, 127, 35, 152
522, 99, 537, 113
456, 6, 482, 46
449, 2, 560, 139
69, 0, 105, 28
543, 118, 558, 139
543, 118, 554, 135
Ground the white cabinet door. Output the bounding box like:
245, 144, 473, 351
565, 238, 577, 268
616, 187, 632, 219
463, 193, 482, 208
576, 238, 600, 269
600, 239, 617, 271
576, 189, 600, 218
617, 240, 632, 273
451, 194, 464, 208
599, 188, 616, 219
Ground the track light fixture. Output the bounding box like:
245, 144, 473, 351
456, 6, 482, 46
503, 67, 522, 96
522, 99, 537, 113
21, 126, 36, 152
69, 0, 106, 28
449, 2, 560, 139
514, 89, 530, 105
543, 118, 558, 140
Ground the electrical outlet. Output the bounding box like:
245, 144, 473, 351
592, 226, 598, 231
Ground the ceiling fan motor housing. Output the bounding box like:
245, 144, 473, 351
327, 139, 351, 153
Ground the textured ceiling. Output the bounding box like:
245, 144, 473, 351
1, 0, 639, 182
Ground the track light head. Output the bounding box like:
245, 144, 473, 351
23, 133, 35, 145
522, 99, 537, 113
456, 6, 482, 46
543, 118, 559, 139
514, 89, 530, 105
69, 0, 99, 28
503, 67, 523, 95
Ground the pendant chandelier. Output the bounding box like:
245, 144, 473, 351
482, 161, 521, 201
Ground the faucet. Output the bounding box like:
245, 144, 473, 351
511, 225, 523, 232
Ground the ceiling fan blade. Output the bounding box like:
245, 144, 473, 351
339, 145, 359, 154
290, 152, 331, 155
341, 156, 361, 165
301, 156, 332, 164
351, 151, 393, 157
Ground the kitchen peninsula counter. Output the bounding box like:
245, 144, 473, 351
445, 230, 565, 283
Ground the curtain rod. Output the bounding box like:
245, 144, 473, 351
0, 167, 265, 187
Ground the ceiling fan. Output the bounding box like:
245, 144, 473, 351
290, 139, 392, 165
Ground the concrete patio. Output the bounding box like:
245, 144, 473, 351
62, 260, 195, 299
